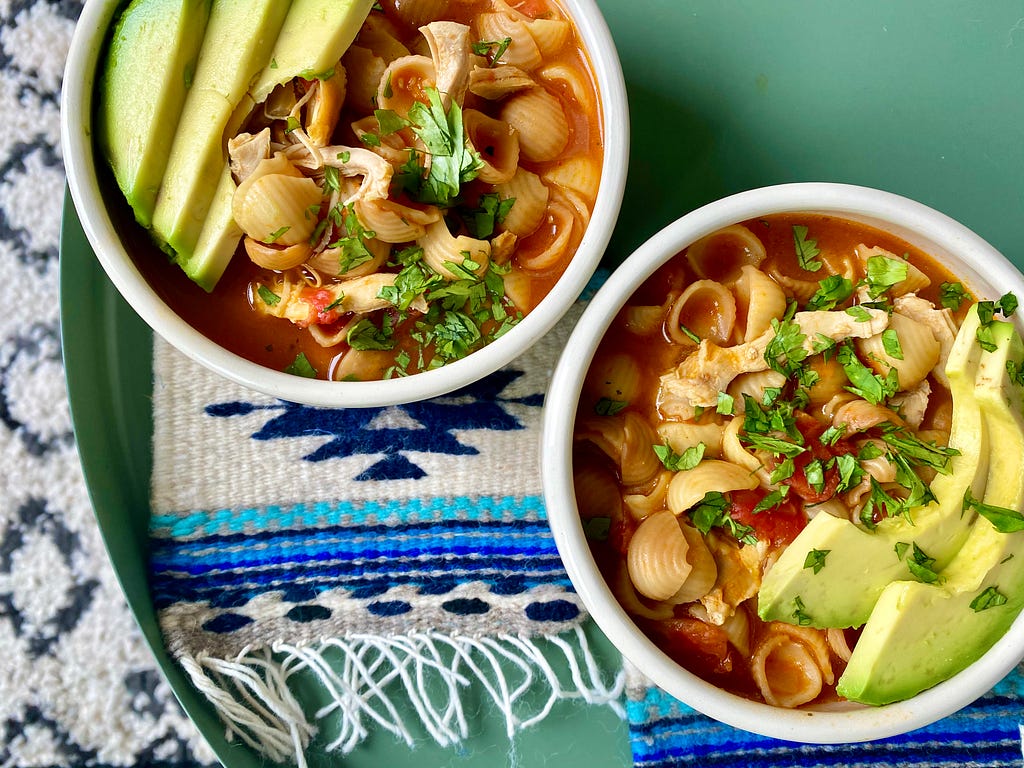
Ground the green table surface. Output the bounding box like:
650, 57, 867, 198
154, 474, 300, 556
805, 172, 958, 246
60, 1, 1024, 766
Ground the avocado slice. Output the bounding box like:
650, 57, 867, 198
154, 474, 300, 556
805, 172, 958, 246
837, 319, 1024, 704
757, 306, 989, 628
248, 0, 375, 105
97, 0, 211, 229
150, 0, 290, 271
182, 163, 243, 292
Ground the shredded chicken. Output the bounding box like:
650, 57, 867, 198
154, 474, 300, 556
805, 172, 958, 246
658, 308, 889, 419
420, 21, 473, 109
699, 534, 766, 625
889, 378, 932, 428
227, 128, 271, 184
255, 272, 404, 326
286, 145, 393, 205
468, 64, 535, 99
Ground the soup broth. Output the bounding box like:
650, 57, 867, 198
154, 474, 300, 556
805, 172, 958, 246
573, 213, 973, 706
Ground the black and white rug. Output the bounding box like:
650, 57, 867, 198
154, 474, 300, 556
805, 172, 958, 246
0, 3, 214, 765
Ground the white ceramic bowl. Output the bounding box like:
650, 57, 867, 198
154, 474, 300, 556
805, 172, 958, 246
61, 0, 628, 407
542, 182, 1024, 743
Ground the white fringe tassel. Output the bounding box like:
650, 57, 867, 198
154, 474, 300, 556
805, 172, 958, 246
180, 627, 625, 766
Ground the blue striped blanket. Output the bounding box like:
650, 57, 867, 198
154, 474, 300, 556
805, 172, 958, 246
149, 294, 1024, 766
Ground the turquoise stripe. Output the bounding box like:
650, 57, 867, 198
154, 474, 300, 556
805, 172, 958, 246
151, 494, 548, 538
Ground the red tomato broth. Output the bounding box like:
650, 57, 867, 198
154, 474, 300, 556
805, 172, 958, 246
118, 0, 603, 381
573, 213, 972, 706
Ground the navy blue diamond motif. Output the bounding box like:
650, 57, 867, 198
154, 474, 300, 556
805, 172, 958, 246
205, 368, 542, 481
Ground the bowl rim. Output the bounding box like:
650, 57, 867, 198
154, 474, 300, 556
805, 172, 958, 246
60, 0, 629, 407
542, 181, 1024, 743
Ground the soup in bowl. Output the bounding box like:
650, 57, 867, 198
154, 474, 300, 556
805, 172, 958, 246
542, 183, 1024, 742
62, 0, 627, 406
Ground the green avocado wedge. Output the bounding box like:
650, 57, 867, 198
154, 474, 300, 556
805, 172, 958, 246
837, 319, 1024, 705
150, 0, 290, 275
757, 306, 989, 628
248, 0, 375, 105
97, 0, 211, 229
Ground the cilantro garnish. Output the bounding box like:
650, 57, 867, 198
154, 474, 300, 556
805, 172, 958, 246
347, 315, 396, 351
970, 586, 1008, 612
257, 284, 281, 306
374, 108, 411, 136
406, 87, 482, 207
677, 323, 701, 344
284, 352, 317, 378
864, 255, 908, 299
819, 424, 846, 446
976, 293, 1019, 351
1008, 358, 1024, 388
834, 453, 864, 494
859, 477, 905, 529
716, 391, 735, 415
764, 317, 808, 377
594, 397, 628, 416
472, 36, 512, 66
741, 432, 806, 458
905, 542, 940, 583
769, 457, 796, 483
753, 486, 790, 513
963, 488, 1024, 532
837, 341, 898, 404
939, 281, 968, 311
329, 205, 376, 273
879, 424, 959, 474
803, 549, 830, 574
266, 225, 290, 243
805, 275, 853, 311
792, 596, 813, 626
881, 328, 904, 360
804, 458, 826, 493
653, 442, 705, 472
845, 305, 874, 323
583, 516, 612, 542
689, 491, 758, 546
792, 225, 822, 272
463, 193, 516, 239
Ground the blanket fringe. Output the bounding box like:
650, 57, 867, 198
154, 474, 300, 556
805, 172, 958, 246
179, 626, 625, 766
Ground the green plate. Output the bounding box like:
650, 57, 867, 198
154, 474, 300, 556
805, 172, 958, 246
61, 1, 1024, 765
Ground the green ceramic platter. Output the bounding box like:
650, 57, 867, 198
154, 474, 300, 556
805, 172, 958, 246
61, 1, 1024, 765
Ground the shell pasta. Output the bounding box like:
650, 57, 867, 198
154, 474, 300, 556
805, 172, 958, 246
573, 213, 974, 707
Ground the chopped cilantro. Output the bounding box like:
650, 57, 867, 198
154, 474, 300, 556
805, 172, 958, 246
805, 275, 853, 311
716, 391, 735, 415
653, 442, 705, 472
939, 281, 968, 310
689, 491, 758, 546
837, 341, 898, 404
257, 284, 281, 306
285, 115, 301, 133
864, 255, 908, 299
463, 193, 516, 239
971, 586, 1008, 612
374, 108, 410, 136
583, 516, 612, 542
266, 225, 290, 243
976, 293, 1019, 351
906, 542, 940, 583
804, 458, 826, 493
594, 397, 628, 416
803, 549, 830, 574
881, 328, 904, 360
284, 352, 317, 378
819, 424, 846, 446
472, 36, 513, 66
741, 432, 806, 458
753, 486, 790, 513
880, 424, 958, 474
963, 488, 1024, 532
834, 453, 864, 494
406, 87, 482, 207
859, 477, 905, 529
764, 317, 808, 377
792, 596, 813, 626
677, 322, 701, 344
845, 305, 874, 323
894, 541, 910, 560
769, 457, 796, 483
347, 316, 396, 351
792, 225, 822, 272
1009, 358, 1024, 388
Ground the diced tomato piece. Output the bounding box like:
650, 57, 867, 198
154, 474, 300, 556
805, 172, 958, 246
643, 617, 732, 674
773, 414, 856, 505
728, 488, 807, 547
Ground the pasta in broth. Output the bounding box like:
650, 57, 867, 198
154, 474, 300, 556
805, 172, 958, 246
574, 214, 973, 706
137, 0, 602, 381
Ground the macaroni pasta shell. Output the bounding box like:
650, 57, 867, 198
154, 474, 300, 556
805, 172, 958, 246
542, 155, 601, 202
377, 54, 436, 115
585, 352, 642, 404
499, 87, 569, 163
475, 13, 542, 71
627, 510, 693, 602
468, 64, 536, 99
734, 264, 787, 341
623, 470, 672, 521
666, 279, 737, 346
494, 167, 549, 236
516, 200, 576, 272
855, 311, 940, 391
233, 171, 321, 246
686, 224, 767, 282
539, 62, 596, 112
419, 219, 490, 280
751, 629, 825, 708
244, 238, 311, 271
657, 421, 726, 459
353, 197, 440, 243
463, 109, 520, 184
576, 411, 662, 487
666, 460, 759, 515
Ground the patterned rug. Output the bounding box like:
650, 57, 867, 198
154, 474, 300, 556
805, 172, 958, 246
0, 2, 215, 766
